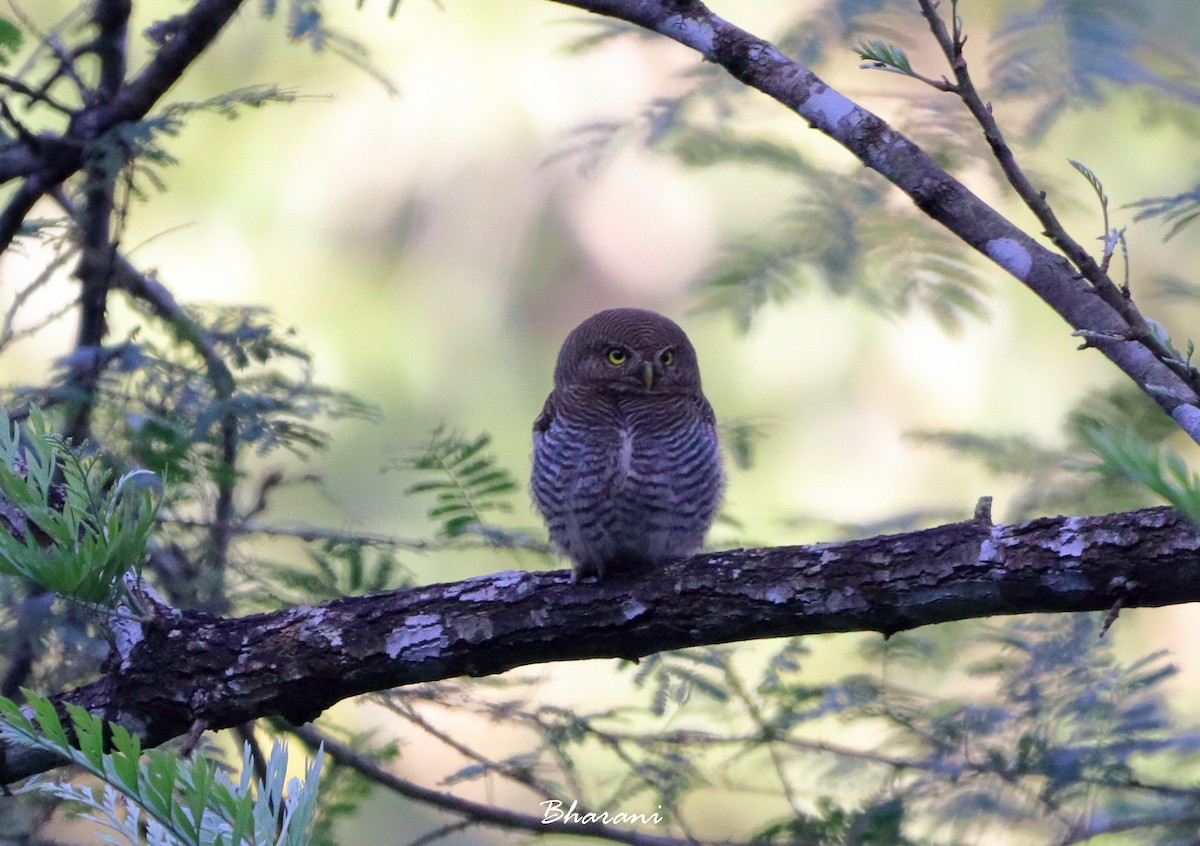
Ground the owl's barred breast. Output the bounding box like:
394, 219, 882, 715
532, 388, 722, 580
532, 307, 723, 581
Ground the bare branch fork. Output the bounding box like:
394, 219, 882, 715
549, 0, 1200, 445
912, 0, 1200, 399
1, 505, 1197, 785
0, 0, 247, 251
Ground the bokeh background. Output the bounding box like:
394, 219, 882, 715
5, 0, 1200, 841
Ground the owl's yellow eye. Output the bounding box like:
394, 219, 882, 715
606, 347, 628, 365
660, 349, 675, 367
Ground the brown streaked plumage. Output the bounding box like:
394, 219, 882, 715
532, 308, 723, 581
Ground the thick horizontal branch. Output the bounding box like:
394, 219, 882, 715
548, 0, 1200, 444
2, 506, 1197, 784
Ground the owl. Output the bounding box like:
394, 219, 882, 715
532, 308, 723, 581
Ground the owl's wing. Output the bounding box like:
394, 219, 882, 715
533, 392, 556, 434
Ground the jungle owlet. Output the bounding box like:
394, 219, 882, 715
532, 308, 723, 581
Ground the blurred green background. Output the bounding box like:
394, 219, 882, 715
6, 0, 1200, 841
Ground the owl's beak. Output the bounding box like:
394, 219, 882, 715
641, 361, 655, 390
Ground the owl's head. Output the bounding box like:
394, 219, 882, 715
553, 308, 703, 393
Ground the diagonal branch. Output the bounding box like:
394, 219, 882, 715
546, 0, 1200, 446
75, 0, 245, 135
0, 505, 1196, 785
288, 723, 694, 846
0, 0, 248, 251
914, 0, 1200, 400
0, 173, 55, 253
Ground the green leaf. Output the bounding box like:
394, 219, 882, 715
65, 702, 104, 768
1, 693, 324, 846
0, 404, 160, 605
0, 18, 22, 65
853, 37, 914, 74
1068, 158, 1109, 209
29, 695, 68, 749
396, 426, 519, 540
1081, 423, 1200, 527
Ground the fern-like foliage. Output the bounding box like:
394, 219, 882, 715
85, 88, 298, 199
1080, 423, 1200, 528
47, 305, 379, 492
553, 1, 999, 335
264, 0, 399, 94
698, 176, 989, 331
556, 18, 658, 55
843, 615, 1190, 841
397, 427, 519, 540
989, 0, 1200, 138
393, 612, 1195, 844
0, 405, 157, 606
1130, 183, 1200, 241
911, 384, 1177, 521
265, 540, 413, 606
0, 693, 323, 846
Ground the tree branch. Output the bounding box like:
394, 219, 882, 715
288, 723, 693, 846
914, 0, 1200, 400
0, 505, 1196, 785
91, 0, 131, 97
69, 0, 245, 138
106, 256, 238, 612
547, 0, 1200, 445
0, 0, 247, 252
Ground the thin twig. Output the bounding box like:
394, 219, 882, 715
157, 515, 432, 550
720, 659, 805, 819
402, 821, 475, 846
380, 696, 564, 802
0, 98, 39, 147
0, 239, 76, 352
235, 722, 269, 786
286, 723, 701, 846
0, 174, 52, 254
915, 0, 1200, 399
0, 71, 73, 113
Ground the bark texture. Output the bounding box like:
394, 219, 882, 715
2, 505, 1196, 784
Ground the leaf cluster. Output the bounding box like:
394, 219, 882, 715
0, 406, 156, 606
988, 0, 1200, 139
395, 427, 521, 541
1130, 183, 1200, 241
698, 174, 989, 332
557, 10, 993, 333
260, 540, 412, 607
48, 305, 378, 491
909, 384, 1179, 521
0, 693, 323, 846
